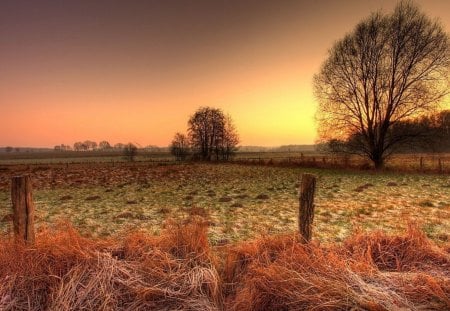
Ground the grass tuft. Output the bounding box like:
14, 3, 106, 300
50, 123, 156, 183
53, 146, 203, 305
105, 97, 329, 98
0, 221, 448, 310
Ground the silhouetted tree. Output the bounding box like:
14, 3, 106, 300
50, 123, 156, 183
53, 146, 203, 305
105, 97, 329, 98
98, 141, 111, 150
73, 142, 85, 151
325, 110, 450, 155
219, 114, 240, 160
123, 143, 138, 161
170, 132, 190, 161
188, 107, 239, 161
83, 140, 97, 151
5, 146, 13, 153
314, 1, 449, 169
114, 143, 126, 150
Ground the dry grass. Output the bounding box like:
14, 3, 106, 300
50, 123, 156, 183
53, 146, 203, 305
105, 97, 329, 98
0, 219, 449, 310
0, 218, 221, 311
225, 224, 449, 311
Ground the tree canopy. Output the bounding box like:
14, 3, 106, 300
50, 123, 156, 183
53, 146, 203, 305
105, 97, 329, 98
188, 107, 239, 161
314, 1, 450, 168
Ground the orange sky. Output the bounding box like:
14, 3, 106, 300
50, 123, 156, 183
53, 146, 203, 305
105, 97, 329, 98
1, 0, 449, 148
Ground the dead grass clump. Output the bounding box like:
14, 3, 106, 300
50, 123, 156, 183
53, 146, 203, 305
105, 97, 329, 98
59, 195, 73, 201
85, 195, 101, 201
225, 227, 450, 311
187, 206, 210, 218
343, 224, 450, 272
219, 196, 232, 202
223, 233, 298, 295
255, 194, 269, 200
353, 183, 374, 192
0, 218, 222, 311
50, 250, 221, 311
159, 217, 213, 264
0, 224, 107, 310
115, 211, 134, 219
226, 239, 396, 311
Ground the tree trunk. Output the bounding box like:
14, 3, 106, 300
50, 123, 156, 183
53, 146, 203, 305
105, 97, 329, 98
373, 158, 384, 169
371, 149, 384, 170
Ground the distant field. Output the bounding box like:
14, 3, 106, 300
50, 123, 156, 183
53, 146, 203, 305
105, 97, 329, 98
1, 149, 449, 172
0, 162, 448, 244
0, 150, 173, 164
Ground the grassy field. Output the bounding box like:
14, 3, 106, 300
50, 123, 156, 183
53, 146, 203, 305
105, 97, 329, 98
1, 162, 448, 245
1, 149, 449, 172
0, 161, 449, 310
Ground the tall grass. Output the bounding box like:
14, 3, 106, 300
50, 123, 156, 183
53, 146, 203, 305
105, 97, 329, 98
0, 219, 448, 310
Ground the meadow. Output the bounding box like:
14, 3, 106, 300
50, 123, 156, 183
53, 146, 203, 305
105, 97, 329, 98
0, 159, 449, 310
0, 161, 448, 244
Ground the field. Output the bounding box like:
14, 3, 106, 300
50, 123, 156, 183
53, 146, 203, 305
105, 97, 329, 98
0, 160, 449, 310
0, 162, 449, 244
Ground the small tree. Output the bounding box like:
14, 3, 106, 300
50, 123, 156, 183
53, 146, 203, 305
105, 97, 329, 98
314, 1, 450, 169
188, 106, 239, 161
98, 141, 112, 150
188, 107, 225, 161
123, 143, 138, 161
220, 115, 240, 160
83, 140, 97, 151
73, 142, 82, 151
114, 143, 126, 150
170, 132, 190, 161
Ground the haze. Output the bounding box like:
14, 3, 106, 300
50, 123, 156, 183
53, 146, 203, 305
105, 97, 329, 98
1, 0, 449, 148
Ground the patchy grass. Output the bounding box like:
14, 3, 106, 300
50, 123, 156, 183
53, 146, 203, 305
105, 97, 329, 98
0, 163, 448, 244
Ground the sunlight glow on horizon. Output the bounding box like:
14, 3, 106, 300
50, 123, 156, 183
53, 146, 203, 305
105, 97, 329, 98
1, 0, 449, 148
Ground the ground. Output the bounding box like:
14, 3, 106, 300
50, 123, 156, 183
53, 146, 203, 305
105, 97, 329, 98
0, 163, 449, 244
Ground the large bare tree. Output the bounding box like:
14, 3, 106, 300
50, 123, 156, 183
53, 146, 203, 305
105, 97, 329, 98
314, 1, 449, 169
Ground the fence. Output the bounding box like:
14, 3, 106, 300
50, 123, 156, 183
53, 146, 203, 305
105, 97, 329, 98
232, 153, 450, 173
0, 153, 449, 173
8, 174, 318, 244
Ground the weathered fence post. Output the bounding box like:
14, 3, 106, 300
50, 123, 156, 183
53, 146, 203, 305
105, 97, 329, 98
11, 175, 35, 244
299, 173, 316, 243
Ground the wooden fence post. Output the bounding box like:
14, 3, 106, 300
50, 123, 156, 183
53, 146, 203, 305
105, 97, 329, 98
299, 173, 316, 243
11, 175, 35, 244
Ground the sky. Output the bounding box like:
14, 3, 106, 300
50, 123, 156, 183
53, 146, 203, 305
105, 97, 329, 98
1, 0, 449, 148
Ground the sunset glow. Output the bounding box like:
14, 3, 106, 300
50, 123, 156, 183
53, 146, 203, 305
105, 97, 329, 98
1, 0, 449, 147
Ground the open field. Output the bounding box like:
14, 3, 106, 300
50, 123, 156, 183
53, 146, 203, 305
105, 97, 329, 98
0, 162, 448, 245
1, 150, 449, 172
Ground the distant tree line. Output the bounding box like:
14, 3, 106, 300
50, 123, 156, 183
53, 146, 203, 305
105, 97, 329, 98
170, 106, 239, 161
53, 141, 142, 152
322, 110, 450, 156
3, 146, 20, 153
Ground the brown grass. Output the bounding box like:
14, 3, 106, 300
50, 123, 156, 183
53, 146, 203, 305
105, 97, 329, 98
225, 225, 449, 311
0, 218, 221, 311
0, 220, 449, 311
